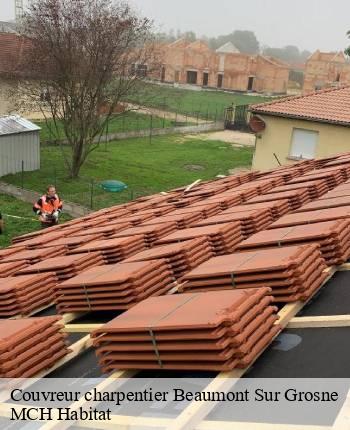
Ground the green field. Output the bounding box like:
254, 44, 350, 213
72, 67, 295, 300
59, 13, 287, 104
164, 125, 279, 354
36, 111, 186, 142
3, 134, 254, 210
126, 82, 274, 120
0, 194, 71, 247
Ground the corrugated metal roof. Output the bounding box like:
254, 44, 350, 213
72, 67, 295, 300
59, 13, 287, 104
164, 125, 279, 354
0, 116, 41, 136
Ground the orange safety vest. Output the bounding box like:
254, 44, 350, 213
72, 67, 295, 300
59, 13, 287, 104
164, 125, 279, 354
35, 194, 62, 213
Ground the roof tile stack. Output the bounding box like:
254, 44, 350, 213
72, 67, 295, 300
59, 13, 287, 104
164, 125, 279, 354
70, 223, 132, 238
111, 222, 178, 247
0, 261, 28, 277
141, 211, 204, 229
287, 170, 344, 189
0, 273, 58, 317
0, 246, 66, 265
40, 233, 104, 250
319, 183, 350, 199
170, 202, 223, 218
295, 196, 350, 212
54, 260, 175, 313
266, 179, 329, 200
223, 200, 290, 220
204, 193, 242, 210
91, 289, 281, 371
180, 245, 327, 302
194, 209, 273, 238
236, 219, 350, 266
124, 237, 214, 279
268, 207, 350, 229
246, 189, 311, 210
17, 252, 105, 281
0, 317, 69, 377
0, 246, 26, 260
69, 236, 146, 264
156, 222, 243, 255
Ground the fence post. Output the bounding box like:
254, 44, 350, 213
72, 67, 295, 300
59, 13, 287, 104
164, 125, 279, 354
90, 179, 94, 209
163, 113, 165, 128
196, 112, 199, 125
149, 115, 153, 145
21, 160, 24, 189
122, 114, 126, 132
215, 106, 218, 123
54, 167, 57, 188
175, 112, 178, 126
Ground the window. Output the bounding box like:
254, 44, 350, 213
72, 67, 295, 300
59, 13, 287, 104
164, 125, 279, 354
289, 128, 318, 159
187, 70, 198, 84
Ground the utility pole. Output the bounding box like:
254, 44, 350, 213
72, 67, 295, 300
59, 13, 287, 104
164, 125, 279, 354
15, 0, 24, 23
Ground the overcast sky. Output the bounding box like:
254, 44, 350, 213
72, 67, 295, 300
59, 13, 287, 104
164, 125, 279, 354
1, 0, 350, 52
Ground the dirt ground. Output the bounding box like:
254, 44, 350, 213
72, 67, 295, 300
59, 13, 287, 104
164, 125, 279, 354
185, 130, 256, 147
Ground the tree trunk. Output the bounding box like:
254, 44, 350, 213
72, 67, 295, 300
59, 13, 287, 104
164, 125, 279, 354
70, 141, 84, 178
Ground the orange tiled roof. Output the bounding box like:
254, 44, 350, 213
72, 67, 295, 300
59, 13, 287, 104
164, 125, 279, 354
250, 86, 350, 126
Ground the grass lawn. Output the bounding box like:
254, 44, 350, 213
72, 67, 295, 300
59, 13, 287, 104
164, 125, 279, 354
3, 134, 254, 210
126, 82, 274, 120
0, 194, 71, 247
35, 111, 186, 142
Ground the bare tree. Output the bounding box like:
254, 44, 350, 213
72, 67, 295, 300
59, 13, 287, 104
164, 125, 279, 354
12, 0, 156, 178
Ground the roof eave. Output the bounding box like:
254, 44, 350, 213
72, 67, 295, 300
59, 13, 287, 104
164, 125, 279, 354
249, 110, 350, 128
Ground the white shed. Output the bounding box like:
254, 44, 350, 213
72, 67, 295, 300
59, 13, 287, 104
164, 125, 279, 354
0, 115, 41, 177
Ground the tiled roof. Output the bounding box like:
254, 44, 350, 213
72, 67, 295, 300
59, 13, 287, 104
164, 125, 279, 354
250, 86, 350, 126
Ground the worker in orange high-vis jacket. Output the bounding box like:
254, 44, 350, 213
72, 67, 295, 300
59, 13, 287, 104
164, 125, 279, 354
33, 185, 63, 228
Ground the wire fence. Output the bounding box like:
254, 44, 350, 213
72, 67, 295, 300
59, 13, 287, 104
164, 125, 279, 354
37, 109, 220, 145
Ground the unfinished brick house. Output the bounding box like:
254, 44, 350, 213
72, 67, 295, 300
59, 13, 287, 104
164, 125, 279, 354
156, 39, 289, 95
303, 50, 350, 93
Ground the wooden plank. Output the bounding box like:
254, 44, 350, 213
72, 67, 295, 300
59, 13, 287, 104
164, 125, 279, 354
333, 390, 350, 430
39, 370, 137, 430
184, 179, 201, 193
78, 416, 330, 430
338, 263, 350, 271
288, 315, 350, 329
62, 312, 87, 324
64, 323, 102, 333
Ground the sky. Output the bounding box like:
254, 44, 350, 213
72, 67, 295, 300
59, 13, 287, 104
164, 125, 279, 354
1, 0, 350, 52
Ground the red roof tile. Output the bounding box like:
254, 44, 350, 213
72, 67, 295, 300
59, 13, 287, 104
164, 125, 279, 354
251, 86, 350, 126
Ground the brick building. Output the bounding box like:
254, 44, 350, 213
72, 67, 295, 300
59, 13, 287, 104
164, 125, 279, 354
303, 50, 350, 94
156, 39, 290, 95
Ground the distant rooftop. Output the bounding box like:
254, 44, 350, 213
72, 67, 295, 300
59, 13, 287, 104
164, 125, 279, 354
0, 116, 41, 136
216, 42, 240, 54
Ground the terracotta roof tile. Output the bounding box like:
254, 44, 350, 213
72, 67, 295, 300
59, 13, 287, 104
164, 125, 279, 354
251, 86, 350, 126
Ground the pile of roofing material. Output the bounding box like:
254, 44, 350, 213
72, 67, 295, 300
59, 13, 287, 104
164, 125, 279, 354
166, 195, 204, 208
69, 236, 146, 264
0, 261, 28, 277
315, 166, 350, 181
17, 252, 105, 281
287, 170, 345, 189
268, 207, 350, 229
204, 193, 242, 210
141, 212, 204, 229
295, 196, 350, 212
194, 209, 273, 238
236, 219, 350, 266
156, 222, 243, 255
54, 260, 175, 313
69, 222, 132, 239
246, 189, 311, 210
106, 213, 156, 226
10, 231, 64, 249
124, 237, 214, 279
91, 289, 281, 372
111, 222, 178, 247
39, 233, 104, 251
266, 179, 329, 200
0, 246, 25, 261
318, 182, 350, 199
131, 206, 173, 217
0, 246, 66, 265
223, 200, 290, 221
0, 273, 58, 317
169, 202, 223, 218
0, 317, 69, 377
180, 245, 327, 302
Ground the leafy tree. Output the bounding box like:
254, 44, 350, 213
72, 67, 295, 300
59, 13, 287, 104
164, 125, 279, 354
11, 0, 154, 178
